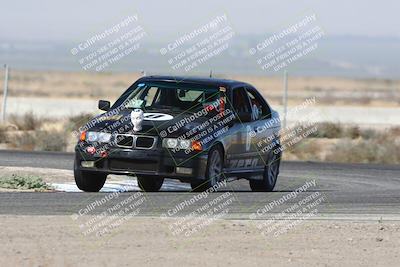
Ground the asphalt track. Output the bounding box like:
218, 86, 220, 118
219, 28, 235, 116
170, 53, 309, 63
1, 150, 400, 218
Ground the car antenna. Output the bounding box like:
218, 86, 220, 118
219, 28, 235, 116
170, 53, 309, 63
209, 70, 213, 78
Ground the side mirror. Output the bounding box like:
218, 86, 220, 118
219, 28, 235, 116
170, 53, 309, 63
98, 100, 110, 111
236, 111, 252, 123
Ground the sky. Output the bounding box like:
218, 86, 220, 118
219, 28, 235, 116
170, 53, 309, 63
1, 0, 399, 42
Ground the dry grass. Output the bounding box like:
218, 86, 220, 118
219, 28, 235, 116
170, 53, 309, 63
285, 139, 325, 161
324, 128, 400, 164
306, 123, 380, 140
2, 112, 400, 164
65, 113, 94, 132
2, 112, 77, 152
286, 124, 400, 164
3, 70, 400, 107
8, 130, 68, 152
325, 139, 400, 164
35, 130, 68, 152
8, 132, 36, 150
0, 125, 7, 142
307, 122, 344, 138
5, 70, 137, 101
9, 112, 42, 131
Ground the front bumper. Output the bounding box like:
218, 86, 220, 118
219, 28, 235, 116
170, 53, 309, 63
75, 143, 208, 182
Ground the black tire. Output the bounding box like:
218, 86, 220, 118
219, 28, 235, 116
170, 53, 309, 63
74, 160, 107, 192
191, 145, 224, 192
249, 151, 281, 192
137, 176, 164, 192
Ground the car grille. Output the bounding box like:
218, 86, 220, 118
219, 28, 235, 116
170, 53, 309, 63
115, 134, 157, 149
109, 159, 157, 172
136, 136, 155, 148
116, 135, 134, 148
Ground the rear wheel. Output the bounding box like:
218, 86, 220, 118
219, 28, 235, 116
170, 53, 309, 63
137, 176, 164, 192
249, 151, 281, 192
191, 146, 223, 192
74, 160, 107, 192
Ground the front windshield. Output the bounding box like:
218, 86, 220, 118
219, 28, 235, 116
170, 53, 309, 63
112, 82, 220, 113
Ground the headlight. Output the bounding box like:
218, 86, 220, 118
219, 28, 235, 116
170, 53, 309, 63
86, 132, 98, 142
163, 138, 178, 149
163, 138, 191, 150
98, 132, 112, 142
179, 139, 191, 149
86, 132, 111, 143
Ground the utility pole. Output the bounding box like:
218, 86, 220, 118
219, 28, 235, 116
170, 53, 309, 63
282, 70, 288, 129
2, 64, 9, 123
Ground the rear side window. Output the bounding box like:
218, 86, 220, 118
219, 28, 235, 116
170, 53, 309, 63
245, 87, 272, 120
232, 87, 251, 114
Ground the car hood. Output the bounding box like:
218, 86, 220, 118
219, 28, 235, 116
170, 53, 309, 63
84, 108, 210, 137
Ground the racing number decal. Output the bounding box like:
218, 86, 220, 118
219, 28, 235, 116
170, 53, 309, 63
143, 113, 174, 121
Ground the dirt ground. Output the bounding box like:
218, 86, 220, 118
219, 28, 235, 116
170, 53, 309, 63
0, 215, 399, 267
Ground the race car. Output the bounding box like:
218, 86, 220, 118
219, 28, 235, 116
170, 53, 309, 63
74, 76, 282, 192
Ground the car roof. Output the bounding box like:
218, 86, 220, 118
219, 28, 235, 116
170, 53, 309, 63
137, 75, 252, 89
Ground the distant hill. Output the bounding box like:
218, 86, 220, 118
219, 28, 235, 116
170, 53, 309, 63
0, 35, 399, 79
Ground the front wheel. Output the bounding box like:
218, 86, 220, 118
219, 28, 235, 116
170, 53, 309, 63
249, 151, 281, 192
137, 176, 164, 192
191, 146, 224, 192
74, 160, 107, 192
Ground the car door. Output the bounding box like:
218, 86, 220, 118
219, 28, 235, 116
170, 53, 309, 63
224, 86, 259, 171
245, 86, 281, 168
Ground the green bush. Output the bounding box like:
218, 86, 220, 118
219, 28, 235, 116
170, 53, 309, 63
0, 174, 50, 190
